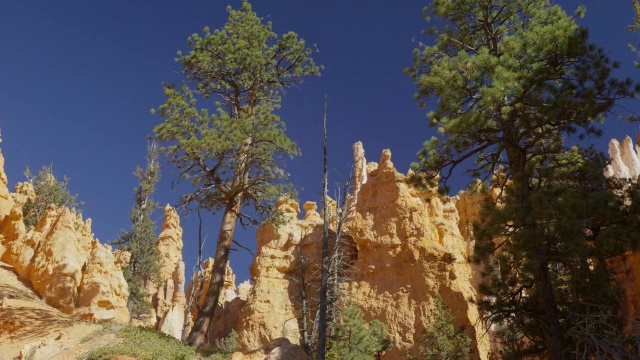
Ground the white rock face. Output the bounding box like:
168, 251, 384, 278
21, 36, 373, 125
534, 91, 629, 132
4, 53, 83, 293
604, 136, 640, 180
605, 134, 640, 337
159, 304, 185, 339
352, 141, 367, 198
153, 205, 186, 339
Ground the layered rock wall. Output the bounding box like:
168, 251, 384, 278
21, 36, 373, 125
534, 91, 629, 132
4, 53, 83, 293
185, 257, 240, 340
209, 144, 489, 359
346, 149, 488, 359
0, 142, 129, 323
153, 205, 187, 339
233, 201, 324, 350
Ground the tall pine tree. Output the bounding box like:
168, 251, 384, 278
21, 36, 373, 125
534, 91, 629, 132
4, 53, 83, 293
406, 0, 639, 358
114, 143, 161, 320
152, 1, 320, 347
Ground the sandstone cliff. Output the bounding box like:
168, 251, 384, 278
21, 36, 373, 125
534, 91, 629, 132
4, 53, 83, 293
0, 135, 189, 336
0, 135, 491, 358
0, 143, 130, 323
185, 257, 240, 339
153, 204, 187, 338
346, 148, 488, 359
233, 198, 324, 350
202, 144, 489, 359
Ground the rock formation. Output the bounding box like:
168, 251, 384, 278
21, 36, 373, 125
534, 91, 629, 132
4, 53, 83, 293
116, 205, 188, 337
231, 198, 324, 350
6, 124, 640, 358
302, 201, 319, 220
152, 204, 187, 339
0, 142, 129, 323
76, 240, 130, 322
604, 135, 640, 180
204, 144, 489, 359
0, 136, 188, 335
352, 141, 367, 199
0, 135, 497, 358
346, 149, 488, 359
604, 135, 640, 330
185, 257, 240, 339
0, 142, 13, 220
0, 204, 129, 323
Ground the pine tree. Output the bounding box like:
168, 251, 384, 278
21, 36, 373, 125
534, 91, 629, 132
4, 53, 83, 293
406, 0, 639, 358
113, 143, 161, 320
22, 165, 83, 230
630, 0, 640, 63
326, 303, 391, 360
152, 1, 320, 347
409, 295, 471, 360
474, 148, 640, 359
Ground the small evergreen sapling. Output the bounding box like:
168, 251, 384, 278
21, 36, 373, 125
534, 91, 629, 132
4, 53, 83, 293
22, 165, 83, 230
212, 329, 239, 354
113, 143, 162, 320
327, 303, 391, 360
409, 295, 471, 360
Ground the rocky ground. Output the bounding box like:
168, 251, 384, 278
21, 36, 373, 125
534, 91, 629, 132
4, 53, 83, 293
0, 261, 119, 360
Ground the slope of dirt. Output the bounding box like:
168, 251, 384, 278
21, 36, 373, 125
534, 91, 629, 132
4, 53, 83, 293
0, 261, 118, 360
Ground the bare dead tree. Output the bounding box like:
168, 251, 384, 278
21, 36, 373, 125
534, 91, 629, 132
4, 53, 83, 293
326, 169, 358, 337
317, 97, 330, 360
182, 208, 207, 341
287, 226, 322, 354
565, 308, 640, 360
291, 168, 360, 356
294, 97, 366, 357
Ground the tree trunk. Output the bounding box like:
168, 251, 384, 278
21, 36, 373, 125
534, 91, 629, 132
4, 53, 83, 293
317, 98, 329, 360
300, 263, 311, 354
535, 262, 564, 360
187, 200, 240, 348
507, 144, 564, 359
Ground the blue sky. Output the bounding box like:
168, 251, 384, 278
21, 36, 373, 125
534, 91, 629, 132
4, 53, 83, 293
1, 0, 639, 284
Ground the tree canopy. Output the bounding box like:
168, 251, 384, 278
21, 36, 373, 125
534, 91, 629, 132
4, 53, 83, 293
406, 0, 635, 189
407, 0, 640, 358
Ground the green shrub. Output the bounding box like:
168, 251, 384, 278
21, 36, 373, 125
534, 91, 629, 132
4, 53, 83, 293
22, 165, 83, 230
409, 295, 472, 360
327, 303, 391, 360
81, 326, 196, 360
212, 330, 240, 354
